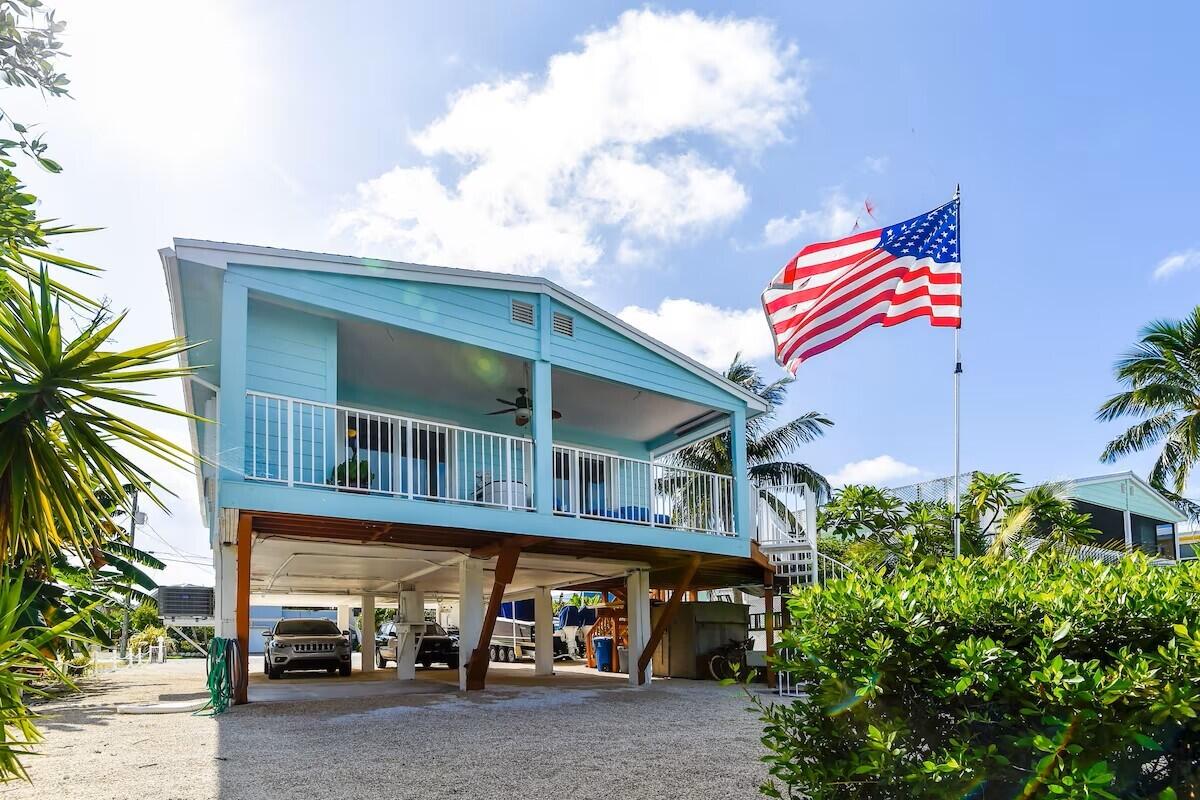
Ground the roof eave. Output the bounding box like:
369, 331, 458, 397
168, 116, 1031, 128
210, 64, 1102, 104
170, 238, 770, 414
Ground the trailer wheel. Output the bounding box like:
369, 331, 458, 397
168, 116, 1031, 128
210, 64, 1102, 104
489, 645, 500, 662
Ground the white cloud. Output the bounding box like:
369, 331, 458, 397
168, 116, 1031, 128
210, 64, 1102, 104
762, 190, 861, 246
861, 155, 888, 174
617, 298, 771, 369
829, 455, 922, 487
1152, 249, 1200, 281
334, 10, 804, 286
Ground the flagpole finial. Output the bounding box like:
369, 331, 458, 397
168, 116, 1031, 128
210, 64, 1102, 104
954, 183, 960, 201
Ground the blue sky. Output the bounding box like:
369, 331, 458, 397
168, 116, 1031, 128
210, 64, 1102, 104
10, 2, 1199, 582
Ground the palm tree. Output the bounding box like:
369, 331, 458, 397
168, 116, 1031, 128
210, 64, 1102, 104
1098, 309, 1200, 502
964, 471, 1022, 533
671, 354, 833, 498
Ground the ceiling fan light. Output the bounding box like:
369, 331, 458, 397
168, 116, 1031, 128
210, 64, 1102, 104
514, 408, 532, 427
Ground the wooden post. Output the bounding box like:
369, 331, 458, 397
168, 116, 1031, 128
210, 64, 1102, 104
637, 555, 701, 685
465, 541, 521, 691
234, 512, 252, 705
764, 583, 775, 690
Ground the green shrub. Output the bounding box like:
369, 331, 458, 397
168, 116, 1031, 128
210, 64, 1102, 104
127, 625, 175, 656
129, 601, 159, 632
756, 554, 1200, 799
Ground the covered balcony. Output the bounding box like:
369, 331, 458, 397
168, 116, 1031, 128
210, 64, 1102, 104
240, 314, 739, 539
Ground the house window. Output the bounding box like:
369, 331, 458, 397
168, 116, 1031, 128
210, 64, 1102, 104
551, 311, 574, 337
511, 299, 535, 326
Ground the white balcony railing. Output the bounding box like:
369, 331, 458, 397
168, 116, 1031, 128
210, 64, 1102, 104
552, 445, 736, 536
245, 391, 534, 510
755, 483, 817, 548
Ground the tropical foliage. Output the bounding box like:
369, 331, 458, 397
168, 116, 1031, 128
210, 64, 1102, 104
1098, 307, 1200, 512
0, 2, 195, 782
816, 472, 1102, 568
755, 554, 1200, 799
672, 354, 833, 498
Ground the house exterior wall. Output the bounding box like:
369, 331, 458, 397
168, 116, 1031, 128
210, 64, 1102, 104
1071, 479, 1177, 522
203, 259, 754, 559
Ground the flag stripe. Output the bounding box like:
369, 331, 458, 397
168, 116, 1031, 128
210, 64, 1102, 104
762, 200, 962, 370
784, 289, 962, 363
794, 305, 960, 364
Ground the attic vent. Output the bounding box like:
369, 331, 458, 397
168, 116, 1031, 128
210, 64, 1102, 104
551, 311, 574, 337
511, 299, 535, 326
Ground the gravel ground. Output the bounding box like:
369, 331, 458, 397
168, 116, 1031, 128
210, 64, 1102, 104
2, 659, 771, 800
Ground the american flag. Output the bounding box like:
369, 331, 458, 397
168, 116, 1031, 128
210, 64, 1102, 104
762, 199, 961, 372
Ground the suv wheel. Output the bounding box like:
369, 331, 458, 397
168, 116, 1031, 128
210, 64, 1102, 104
267, 665, 283, 680
446, 654, 460, 670
420, 658, 432, 669
339, 664, 351, 677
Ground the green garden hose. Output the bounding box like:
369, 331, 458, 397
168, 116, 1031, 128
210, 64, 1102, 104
197, 637, 241, 716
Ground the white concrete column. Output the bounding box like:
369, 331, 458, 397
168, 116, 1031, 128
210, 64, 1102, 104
626, 569, 652, 686
396, 587, 423, 680
458, 558, 485, 691
534, 586, 554, 677
360, 594, 376, 673
213, 510, 238, 639
336, 604, 351, 632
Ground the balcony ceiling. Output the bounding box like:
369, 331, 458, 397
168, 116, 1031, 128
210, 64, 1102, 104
339, 319, 720, 444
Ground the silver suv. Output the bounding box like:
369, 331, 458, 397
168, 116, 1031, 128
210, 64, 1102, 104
263, 618, 352, 679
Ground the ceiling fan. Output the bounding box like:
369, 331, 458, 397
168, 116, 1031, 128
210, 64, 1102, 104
486, 388, 562, 427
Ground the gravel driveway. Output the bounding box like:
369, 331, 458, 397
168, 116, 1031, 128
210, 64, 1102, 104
2, 659, 771, 800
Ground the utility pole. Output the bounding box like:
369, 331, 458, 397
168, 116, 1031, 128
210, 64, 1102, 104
118, 487, 140, 658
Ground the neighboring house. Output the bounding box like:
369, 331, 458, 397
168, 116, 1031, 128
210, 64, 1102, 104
888, 470, 1187, 559
162, 239, 773, 698
1065, 472, 1185, 559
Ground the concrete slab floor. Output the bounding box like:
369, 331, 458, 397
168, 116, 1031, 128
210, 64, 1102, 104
248, 654, 633, 703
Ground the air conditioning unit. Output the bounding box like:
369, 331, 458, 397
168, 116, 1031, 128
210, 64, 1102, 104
153, 585, 215, 622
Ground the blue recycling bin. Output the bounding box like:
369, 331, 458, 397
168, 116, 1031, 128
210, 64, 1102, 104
593, 636, 614, 672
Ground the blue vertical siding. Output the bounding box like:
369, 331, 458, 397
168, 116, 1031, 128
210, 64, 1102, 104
545, 299, 736, 409
243, 299, 337, 482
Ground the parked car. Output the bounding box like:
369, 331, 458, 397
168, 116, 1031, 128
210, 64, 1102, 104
262, 618, 353, 679
376, 621, 459, 669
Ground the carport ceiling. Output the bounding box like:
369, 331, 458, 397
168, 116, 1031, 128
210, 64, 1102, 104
250, 536, 645, 600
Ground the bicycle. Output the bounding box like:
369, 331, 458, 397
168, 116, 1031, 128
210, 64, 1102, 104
708, 636, 755, 681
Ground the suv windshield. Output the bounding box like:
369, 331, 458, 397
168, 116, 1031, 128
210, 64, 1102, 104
274, 619, 340, 636
425, 623, 446, 636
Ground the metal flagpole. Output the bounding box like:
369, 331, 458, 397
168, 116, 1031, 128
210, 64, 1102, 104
952, 185, 963, 557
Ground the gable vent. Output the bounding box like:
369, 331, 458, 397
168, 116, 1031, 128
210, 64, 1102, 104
510, 299, 535, 326
551, 311, 575, 337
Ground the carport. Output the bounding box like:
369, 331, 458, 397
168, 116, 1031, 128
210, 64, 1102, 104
222, 509, 772, 703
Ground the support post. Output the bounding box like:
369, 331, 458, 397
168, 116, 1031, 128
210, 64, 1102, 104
531, 359, 554, 515
638, 556, 700, 684
218, 278, 249, 482
396, 586, 423, 680
458, 559, 485, 691
360, 594, 376, 673
336, 605, 351, 633
534, 586, 554, 677
466, 542, 521, 691
234, 512, 252, 705
764, 583, 776, 690
626, 570, 652, 686
730, 408, 750, 538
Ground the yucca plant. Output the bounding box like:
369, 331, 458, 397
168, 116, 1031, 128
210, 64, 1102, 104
0, 271, 198, 563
